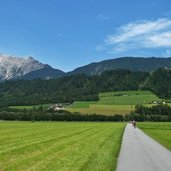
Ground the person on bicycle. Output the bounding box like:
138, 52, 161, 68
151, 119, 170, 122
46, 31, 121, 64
132, 120, 136, 128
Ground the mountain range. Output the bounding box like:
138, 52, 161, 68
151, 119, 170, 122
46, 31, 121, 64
69, 57, 171, 75
0, 55, 171, 81
0, 55, 65, 81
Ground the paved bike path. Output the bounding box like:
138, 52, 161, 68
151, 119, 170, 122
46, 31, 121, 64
117, 123, 171, 171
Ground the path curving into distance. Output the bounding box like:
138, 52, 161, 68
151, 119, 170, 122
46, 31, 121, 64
117, 123, 171, 171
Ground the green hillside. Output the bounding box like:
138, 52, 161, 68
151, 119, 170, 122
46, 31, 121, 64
0, 69, 148, 107
1, 68, 171, 109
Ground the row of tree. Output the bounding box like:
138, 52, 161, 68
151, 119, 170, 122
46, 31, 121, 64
0, 108, 124, 121
130, 104, 171, 121
0, 104, 171, 122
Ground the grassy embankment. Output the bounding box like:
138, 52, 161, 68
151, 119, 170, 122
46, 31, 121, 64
67, 90, 162, 115
138, 122, 171, 151
0, 122, 125, 171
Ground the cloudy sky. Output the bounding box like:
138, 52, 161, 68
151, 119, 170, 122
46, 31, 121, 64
0, 0, 171, 71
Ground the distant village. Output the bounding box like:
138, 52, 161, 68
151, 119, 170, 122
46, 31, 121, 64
48, 103, 71, 111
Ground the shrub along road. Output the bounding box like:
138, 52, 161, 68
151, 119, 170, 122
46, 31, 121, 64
117, 124, 171, 171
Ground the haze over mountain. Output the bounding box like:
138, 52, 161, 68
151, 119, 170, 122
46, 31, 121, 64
0, 55, 65, 81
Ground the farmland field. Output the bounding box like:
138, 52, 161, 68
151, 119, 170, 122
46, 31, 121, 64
0, 122, 125, 171
68, 104, 134, 115
138, 122, 171, 151
67, 90, 162, 115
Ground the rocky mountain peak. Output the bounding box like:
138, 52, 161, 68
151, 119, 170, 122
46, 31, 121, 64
0, 55, 45, 80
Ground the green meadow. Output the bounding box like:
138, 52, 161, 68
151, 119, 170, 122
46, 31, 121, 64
138, 122, 171, 151
68, 90, 162, 115
0, 122, 125, 171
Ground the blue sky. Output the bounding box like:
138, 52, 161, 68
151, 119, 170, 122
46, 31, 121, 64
1, 0, 171, 71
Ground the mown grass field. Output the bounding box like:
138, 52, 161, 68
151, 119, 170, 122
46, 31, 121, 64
138, 122, 171, 151
68, 91, 162, 115
0, 122, 125, 171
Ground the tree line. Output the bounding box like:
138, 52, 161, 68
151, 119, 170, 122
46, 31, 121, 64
130, 104, 171, 121
0, 104, 171, 122
0, 107, 124, 121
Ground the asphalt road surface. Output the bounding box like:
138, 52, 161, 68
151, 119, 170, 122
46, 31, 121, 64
117, 123, 171, 171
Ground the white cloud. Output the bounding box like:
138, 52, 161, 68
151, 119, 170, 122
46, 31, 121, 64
103, 18, 171, 52
148, 32, 171, 47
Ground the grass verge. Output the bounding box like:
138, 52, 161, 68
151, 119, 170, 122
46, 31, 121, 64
138, 122, 171, 151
